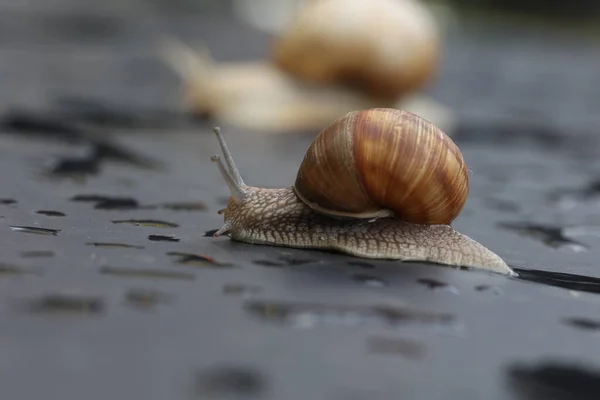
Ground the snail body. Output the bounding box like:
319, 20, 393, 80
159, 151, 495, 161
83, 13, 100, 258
210, 109, 514, 276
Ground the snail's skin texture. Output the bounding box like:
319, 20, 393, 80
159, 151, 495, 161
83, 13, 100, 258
217, 187, 515, 276
209, 127, 514, 276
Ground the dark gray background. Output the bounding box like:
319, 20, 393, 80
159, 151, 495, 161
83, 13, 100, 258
1, 1, 600, 399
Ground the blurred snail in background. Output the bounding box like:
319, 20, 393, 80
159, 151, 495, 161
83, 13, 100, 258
160, 0, 455, 134
211, 108, 515, 276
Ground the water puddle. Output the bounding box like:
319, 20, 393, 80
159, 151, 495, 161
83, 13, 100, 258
167, 252, 234, 268
498, 222, 587, 252
512, 267, 600, 295
352, 274, 387, 288
562, 317, 600, 331
36, 210, 66, 217
366, 336, 425, 359
99, 266, 195, 280
10, 226, 60, 235
112, 219, 179, 228
506, 360, 600, 400
148, 234, 180, 242
20, 294, 105, 315
244, 300, 456, 330
86, 242, 145, 249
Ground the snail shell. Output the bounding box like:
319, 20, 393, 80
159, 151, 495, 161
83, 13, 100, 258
292, 108, 469, 224
271, 0, 440, 100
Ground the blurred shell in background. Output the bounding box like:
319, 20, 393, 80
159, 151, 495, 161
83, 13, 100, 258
271, 0, 441, 101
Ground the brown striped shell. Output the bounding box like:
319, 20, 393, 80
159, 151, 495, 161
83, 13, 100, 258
292, 108, 469, 225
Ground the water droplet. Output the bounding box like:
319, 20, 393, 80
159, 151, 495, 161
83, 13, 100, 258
10, 226, 60, 235
112, 219, 179, 228
148, 234, 180, 242
417, 278, 459, 294
71, 194, 140, 210
168, 252, 234, 267
160, 202, 206, 211
86, 242, 144, 249
36, 210, 66, 217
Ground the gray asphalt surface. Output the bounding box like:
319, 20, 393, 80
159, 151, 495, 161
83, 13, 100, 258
1, 2, 600, 399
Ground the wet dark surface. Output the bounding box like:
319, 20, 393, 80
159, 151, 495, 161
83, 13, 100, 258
2, 1, 600, 400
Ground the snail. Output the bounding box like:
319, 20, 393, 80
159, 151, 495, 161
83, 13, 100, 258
210, 108, 515, 276
271, 0, 441, 100
159, 38, 454, 134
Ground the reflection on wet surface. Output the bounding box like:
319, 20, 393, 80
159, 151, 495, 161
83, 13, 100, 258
512, 267, 600, 295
